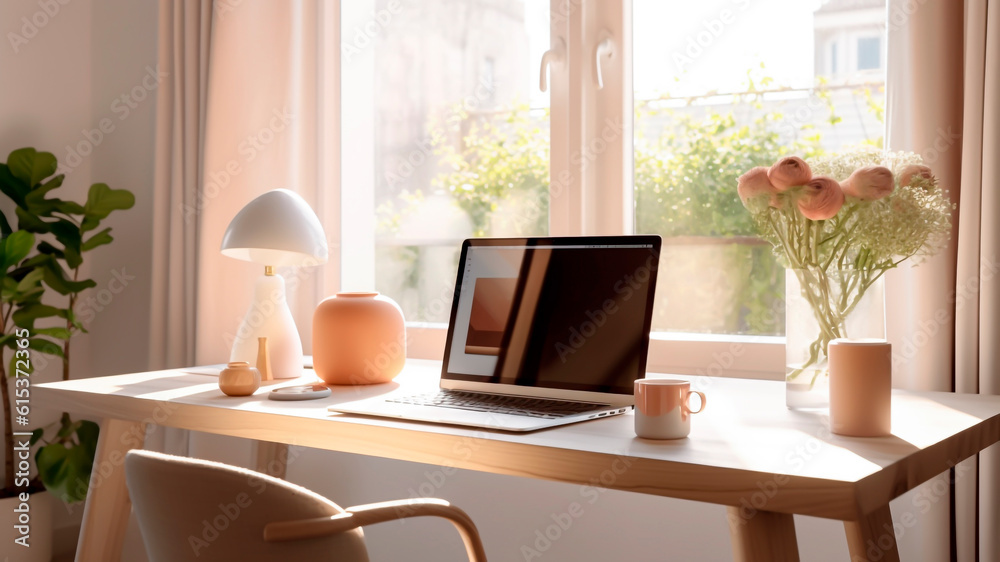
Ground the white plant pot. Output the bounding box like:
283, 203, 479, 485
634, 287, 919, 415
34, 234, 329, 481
0, 491, 53, 561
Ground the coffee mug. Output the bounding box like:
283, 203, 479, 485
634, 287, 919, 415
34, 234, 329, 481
634, 379, 706, 439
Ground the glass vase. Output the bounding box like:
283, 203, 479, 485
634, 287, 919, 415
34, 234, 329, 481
785, 269, 885, 410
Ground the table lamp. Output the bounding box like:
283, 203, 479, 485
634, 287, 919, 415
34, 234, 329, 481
221, 189, 328, 378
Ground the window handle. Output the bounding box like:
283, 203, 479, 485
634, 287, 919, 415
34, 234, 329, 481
539, 38, 566, 92
593, 34, 615, 89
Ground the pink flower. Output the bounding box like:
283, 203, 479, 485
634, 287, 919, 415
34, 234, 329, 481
737, 167, 778, 208
797, 176, 844, 220
842, 166, 894, 200
768, 156, 812, 191
899, 164, 935, 188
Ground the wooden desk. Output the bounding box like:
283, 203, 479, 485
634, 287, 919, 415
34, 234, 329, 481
35, 360, 1000, 562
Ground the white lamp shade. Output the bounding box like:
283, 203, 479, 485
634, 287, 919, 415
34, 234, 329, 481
221, 189, 329, 266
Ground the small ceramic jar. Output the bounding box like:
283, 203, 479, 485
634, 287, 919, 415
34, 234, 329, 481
219, 361, 261, 396
312, 292, 406, 385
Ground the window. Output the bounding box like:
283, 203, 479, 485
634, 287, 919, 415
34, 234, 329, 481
361, 0, 550, 324
341, 0, 887, 378
857, 36, 881, 71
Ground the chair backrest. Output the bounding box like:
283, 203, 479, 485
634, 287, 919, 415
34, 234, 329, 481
125, 449, 370, 562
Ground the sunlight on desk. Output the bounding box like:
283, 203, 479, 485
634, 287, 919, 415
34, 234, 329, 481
707, 390, 883, 481
891, 395, 987, 449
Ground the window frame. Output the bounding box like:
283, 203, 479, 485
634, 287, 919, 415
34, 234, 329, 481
339, 0, 784, 379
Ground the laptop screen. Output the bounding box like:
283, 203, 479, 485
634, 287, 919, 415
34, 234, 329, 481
442, 236, 661, 395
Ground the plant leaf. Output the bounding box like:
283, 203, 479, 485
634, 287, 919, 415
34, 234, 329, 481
0, 163, 30, 207
76, 420, 99, 452
3, 230, 34, 271
53, 200, 86, 215
82, 183, 134, 232
32, 327, 72, 340
25, 174, 84, 217
29, 428, 44, 446
15, 206, 50, 234
81, 228, 113, 252
0, 209, 11, 238
41, 258, 95, 295
36, 241, 65, 259
15, 267, 44, 293
35, 441, 92, 503
26, 337, 64, 357
0, 275, 31, 303
24, 172, 64, 201
50, 219, 83, 269
7, 147, 57, 187
12, 303, 62, 328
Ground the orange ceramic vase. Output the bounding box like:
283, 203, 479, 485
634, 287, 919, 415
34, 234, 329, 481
312, 292, 406, 385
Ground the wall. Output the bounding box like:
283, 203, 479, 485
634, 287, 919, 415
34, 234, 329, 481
0, 0, 157, 376
0, 0, 157, 556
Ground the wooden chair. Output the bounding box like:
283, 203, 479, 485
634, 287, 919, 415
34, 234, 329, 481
124, 449, 487, 561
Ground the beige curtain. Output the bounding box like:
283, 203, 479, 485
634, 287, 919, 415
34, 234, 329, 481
147, 0, 214, 457
954, 2, 1000, 560
885, 1, 962, 555
887, 0, 999, 560
149, 0, 212, 371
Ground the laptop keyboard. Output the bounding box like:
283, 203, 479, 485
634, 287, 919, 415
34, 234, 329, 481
387, 390, 611, 419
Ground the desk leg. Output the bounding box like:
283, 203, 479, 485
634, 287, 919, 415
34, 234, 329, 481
253, 440, 289, 478
76, 418, 144, 562
727, 507, 800, 562
844, 505, 900, 562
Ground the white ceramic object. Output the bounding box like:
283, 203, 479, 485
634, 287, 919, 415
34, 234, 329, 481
220, 189, 328, 266
229, 273, 303, 379
634, 379, 706, 440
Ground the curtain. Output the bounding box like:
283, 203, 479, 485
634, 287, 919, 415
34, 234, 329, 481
147, 0, 214, 454
887, 0, 999, 560
194, 0, 337, 371
954, 2, 1000, 560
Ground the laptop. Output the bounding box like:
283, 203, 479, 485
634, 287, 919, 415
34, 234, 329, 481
329, 235, 661, 431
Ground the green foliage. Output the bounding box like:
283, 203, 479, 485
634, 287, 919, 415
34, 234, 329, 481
636, 110, 784, 237
32, 416, 99, 503
432, 104, 549, 237
0, 147, 134, 500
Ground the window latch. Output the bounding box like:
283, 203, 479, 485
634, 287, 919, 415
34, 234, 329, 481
593, 33, 615, 90
539, 37, 566, 93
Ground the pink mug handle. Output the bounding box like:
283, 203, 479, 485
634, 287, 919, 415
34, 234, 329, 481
685, 390, 706, 414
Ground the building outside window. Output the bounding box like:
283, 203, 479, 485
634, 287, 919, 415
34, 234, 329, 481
857, 35, 881, 70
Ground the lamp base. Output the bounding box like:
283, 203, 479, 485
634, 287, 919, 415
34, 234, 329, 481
229, 272, 303, 379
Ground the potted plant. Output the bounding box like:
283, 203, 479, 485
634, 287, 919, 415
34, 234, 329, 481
0, 147, 134, 558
